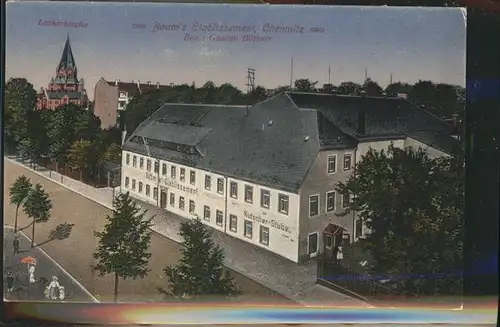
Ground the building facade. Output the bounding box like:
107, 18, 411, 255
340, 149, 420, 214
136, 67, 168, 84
93, 78, 171, 129
36, 35, 88, 110
121, 92, 459, 263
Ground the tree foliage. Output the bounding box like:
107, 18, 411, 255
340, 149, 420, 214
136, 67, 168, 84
294, 79, 318, 92
337, 81, 363, 95
362, 78, 384, 96
67, 139, 93, 179
93, 192, 154, 302
163, 218, 240, 300
336, 145, 464, 296
103, 143, 122, 164
23, 183, 52, 247
9, 175, 33, 233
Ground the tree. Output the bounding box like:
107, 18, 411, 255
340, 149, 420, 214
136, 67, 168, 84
17, 110, 50, 167
9, 175, 33, 233
67, 139, 93, 181
103, 143, 122, 164
337, 81, 362, 95
4, 78, 37, 152
362, 78, 384, 96
385, 82, 413, 96
93, 192, 154, 302
163, 218, 240, 300
294, 78, 318, 92
336, 145, 463, 297
23, 184, 52, 248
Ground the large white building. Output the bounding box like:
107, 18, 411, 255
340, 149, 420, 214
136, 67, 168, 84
121, 92, 460, 263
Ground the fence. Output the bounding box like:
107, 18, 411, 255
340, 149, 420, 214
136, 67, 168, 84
316, 255, 396, 303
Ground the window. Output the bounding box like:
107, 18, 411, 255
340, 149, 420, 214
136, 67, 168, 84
189, 200, 195, 214
119, 92, 126, 98
190, 171, 196, 185
244, 185, 253, 203
126, 154, 130, 165
229, 214, 237, 232
169, 193, 175, 206
205, 175, 211, 190
244, 220, 253, 238
179, 196, 185, 210
162, 163, 167, 175
259, 226, 269, 246
146, 185, 151, 196
217, 178, 224, 194
308, 233, 318, 255
204, 205, 211, 221
342, 193, 350, 209
138, 182, 143, 193
326, 191, 336, 212
153, 187, 158, 200
356, 219, 363, 239
140, 158, 144, 170
327, 154, 337, 174
216, 210, 223, 226
180, 168, 186, 182
154, 161, 159, 173
230, 182, 238, 198
260, 189, 270, 209
278, 194, 289, 215
309, 194, 319, 217
343, 154, 352, 170
132, 179, 136, 191
171, 166, 176, 179
132, 156, 137, 167
125, 177, 130, 188
147, 159, 151, 172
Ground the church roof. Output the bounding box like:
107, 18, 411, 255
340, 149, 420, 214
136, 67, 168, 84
58, 35, 77, 72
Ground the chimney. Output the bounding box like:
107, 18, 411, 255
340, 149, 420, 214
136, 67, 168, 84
115, 79, 119, 86
357, 93, 367, 135
156, 82, 160, 89
137, 80, 140, 87
147, 81, 151, 86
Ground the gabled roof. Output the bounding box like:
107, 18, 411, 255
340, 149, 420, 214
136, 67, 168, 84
123, 92, 460, 192
46, 91, 85, 100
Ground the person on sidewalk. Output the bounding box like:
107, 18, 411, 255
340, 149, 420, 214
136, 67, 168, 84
13, 236, 20, 255
48, 276, 60, 300
58, 285, 65, 301
28, 264, 36, 284
6, 272, 14, 293
336, 243, 344, 266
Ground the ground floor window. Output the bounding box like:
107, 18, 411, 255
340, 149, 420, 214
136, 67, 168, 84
169, 192, 175, 206
132, 179, 136, 191
204, 205, 211, 221
229, 214, 237, 232
146, 185, 151, 196
138, 182, 143, 193
125, 177, 129, 188
259, 226, 269, 246
308, 232, 318, 255
189, 200, 195, 214
179, 196, 185, 210
153, 187, 158, 200
216, 210, 223, 226
244, 220, 253, 238
356, 219, 363, 239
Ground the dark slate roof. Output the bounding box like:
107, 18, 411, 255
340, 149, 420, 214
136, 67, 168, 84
123, 93, 328, 192
46, 91, 84, 100
58, 35, 77, 71
288, 92, 458, 154
123, 92, 459, 192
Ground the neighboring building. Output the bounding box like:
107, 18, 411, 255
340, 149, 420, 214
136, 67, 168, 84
36, 35, 88, 110
93, 78, 171, 129
121, 92, 459, 263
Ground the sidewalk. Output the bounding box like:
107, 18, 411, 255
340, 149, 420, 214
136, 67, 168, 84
5, 157, 370, 307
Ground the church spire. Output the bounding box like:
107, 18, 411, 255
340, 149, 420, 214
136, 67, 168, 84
58, 34, 76, 71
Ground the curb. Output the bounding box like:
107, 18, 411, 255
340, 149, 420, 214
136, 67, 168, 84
4, 225, 100, 303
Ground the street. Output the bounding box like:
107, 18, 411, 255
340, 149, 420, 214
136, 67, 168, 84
3, 226, 98, 302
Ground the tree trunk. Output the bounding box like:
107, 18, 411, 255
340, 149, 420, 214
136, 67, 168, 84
114, 272, 119, 302
31, 219, 36, 248
14, 205, 20, 234
80, 169, 83, 181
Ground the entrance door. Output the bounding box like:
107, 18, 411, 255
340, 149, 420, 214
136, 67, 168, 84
308, 233, 319, 257
323, 223, 345, 260
160, 190, 167, 208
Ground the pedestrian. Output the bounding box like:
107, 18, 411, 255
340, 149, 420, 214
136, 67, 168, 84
6, 272, 14, 293
48, 276, 60, 300
59, 285, 65, 301
336, 242, 344, 265
13, 236, 20, 255
44, 285, 50, 300
28, 264, 36, 284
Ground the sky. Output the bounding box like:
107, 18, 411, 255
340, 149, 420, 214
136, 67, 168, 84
6, 2, 466, 100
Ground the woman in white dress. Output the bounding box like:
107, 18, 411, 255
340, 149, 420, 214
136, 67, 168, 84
59, 286, 65, 301
336, 244, 344, 265
48, 276, 60, 300
28, 264, 36, 284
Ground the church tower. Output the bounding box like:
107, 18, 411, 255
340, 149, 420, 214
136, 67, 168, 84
36, 35, 88, 110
